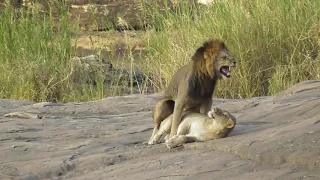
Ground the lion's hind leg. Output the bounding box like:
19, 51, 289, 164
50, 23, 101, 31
149, 99, 174, 143
148, 116, 172, 145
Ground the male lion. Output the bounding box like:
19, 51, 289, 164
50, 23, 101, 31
149, 108, 236, 148
149, 40, 236, 144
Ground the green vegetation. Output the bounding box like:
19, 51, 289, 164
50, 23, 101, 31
139, 0, 320, 98
0, 5, 77, 102
0, 0, 319, 102
0, 4, 120, 102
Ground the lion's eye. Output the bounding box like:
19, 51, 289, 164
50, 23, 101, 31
221, 55, 227, 59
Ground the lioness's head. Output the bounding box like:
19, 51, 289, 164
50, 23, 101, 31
207, 107, 236, 131
193, 40, 237, 79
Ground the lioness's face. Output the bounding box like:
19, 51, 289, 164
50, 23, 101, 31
207, 108, 236, 129
215, 49, 237, 80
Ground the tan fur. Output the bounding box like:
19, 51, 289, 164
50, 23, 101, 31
148, 108, 236, 148
148, 40, 236, 144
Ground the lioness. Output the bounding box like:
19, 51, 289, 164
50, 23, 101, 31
149, 107, 236, 149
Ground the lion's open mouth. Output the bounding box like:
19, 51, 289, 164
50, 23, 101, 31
220, 66, 231, 78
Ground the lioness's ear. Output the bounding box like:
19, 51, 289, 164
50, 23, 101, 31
226, 119, 235, 129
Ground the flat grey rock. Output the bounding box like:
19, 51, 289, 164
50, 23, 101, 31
0, 81, 319, 180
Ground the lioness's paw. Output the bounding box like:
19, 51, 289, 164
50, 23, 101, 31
165, 136, 182, 149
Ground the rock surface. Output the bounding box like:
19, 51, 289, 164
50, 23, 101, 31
71, 54, 149, 94
0, 0, 180, 30
0, 80, 320, 179
0, 0, 145, 30
1, 0, 209, 31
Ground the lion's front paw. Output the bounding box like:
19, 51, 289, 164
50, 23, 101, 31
148, 137, 158, 145
148, 134, 162, 145
148, 140, 155, 145
165, 135, 182, 149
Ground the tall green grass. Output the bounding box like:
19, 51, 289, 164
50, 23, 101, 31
139, 0, 320, 98
0, 0, 319, 102
0, 4, 111, 102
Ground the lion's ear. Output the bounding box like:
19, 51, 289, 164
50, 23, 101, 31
203, 51, 209, 60
220, 42, 226, 49
226, 119, 235, 129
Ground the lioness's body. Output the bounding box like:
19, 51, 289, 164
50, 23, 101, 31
149, 108, 236, 148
